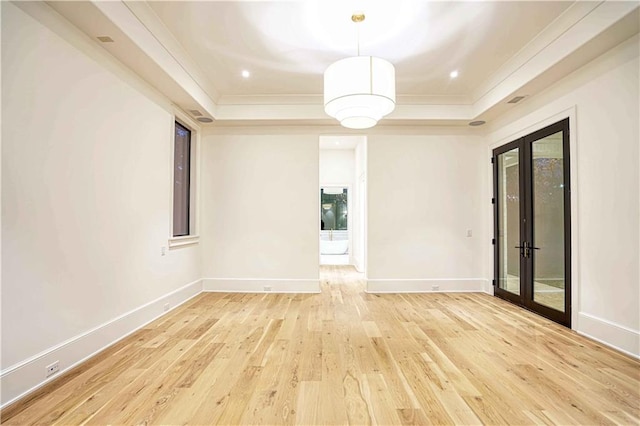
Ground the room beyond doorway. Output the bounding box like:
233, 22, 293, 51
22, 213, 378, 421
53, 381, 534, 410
320, 187, 349, 265
319, 136, 367, 272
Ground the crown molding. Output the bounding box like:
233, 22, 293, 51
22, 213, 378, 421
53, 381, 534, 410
471, 1, 639, 119
48, 0, 639, 126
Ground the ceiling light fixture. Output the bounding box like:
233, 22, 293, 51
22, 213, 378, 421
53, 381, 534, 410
241, 70, 250, 78
450, 70, 459, 79
324, 13, 395, 130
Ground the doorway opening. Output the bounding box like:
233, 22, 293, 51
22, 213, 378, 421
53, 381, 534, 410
319, 136, 367, 274
493, 118, 571, 326
321, 187, 349, 264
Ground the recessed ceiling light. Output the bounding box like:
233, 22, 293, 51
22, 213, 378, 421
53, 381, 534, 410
450, 70, 459, 79
97, 36, 114, 43
241, 70, 250, 78
197, 117, 213, 123
469, 120, 486, 126
335, 141, 339, 145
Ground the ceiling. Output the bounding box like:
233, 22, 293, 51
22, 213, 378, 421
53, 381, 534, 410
147, 1, 572, 97
47, 0, 639, 128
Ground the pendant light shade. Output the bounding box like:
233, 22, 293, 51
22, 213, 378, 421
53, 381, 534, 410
324, 56, 396, 129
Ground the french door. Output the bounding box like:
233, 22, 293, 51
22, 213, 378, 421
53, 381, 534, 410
493, 118, 571, 327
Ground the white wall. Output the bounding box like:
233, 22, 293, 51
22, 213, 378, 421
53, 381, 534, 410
367, 134, 486, 292
200, 133, 320, 292
353, 141, 367, 273
484, 35, 640, 356
1, 3, 201, 405
201, 128, 484, 292
319, 150, 355, 186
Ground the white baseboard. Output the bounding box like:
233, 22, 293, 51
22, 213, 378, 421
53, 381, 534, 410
0, 279, 203, 409
577, 312, 640, 359
203, 278, 320, 293
483, 279, 495, 295
366, 278, 485, 293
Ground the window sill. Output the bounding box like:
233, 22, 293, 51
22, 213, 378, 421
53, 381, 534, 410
168, 235, 200, 248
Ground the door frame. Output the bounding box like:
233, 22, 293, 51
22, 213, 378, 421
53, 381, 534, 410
493, 118, 572, 327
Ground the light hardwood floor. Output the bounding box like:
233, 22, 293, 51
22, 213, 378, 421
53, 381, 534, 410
2, 266, 639, 425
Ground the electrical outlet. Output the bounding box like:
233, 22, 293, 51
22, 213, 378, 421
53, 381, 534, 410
164, 303, 170, 312
467, 229, 473, 237
46, 361, 59, 378
432, 285, 440, 291
264, 285, 272, 292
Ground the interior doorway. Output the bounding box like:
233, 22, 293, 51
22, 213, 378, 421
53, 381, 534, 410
320, 187, 349, 265
319, 136, 367, 272
493, 118, 571, 326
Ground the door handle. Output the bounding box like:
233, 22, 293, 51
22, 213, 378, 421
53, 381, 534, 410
514, 242, 531, 258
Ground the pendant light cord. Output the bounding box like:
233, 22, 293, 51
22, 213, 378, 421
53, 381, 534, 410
351, 13, 365, 57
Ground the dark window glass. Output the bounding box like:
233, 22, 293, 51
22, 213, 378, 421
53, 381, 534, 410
173, 122, 191, 237
320, 188, 348, 230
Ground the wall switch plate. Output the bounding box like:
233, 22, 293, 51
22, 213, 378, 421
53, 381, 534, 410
161, 246, 167, 256
466, 229, 473, 237
46, 361, 59, 378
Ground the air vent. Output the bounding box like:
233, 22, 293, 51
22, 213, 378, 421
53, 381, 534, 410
197, 117, 213, 123
508, 95, 526, 104
96, 36, 114, 43
189, 109, 203, 117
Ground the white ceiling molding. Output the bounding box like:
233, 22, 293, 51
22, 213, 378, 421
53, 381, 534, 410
48, 1, 639, 127
388, 104, 473, 121
90, 1, 219, 119
214, 104, 327, 121
470, 1, 603, 104
217, 95, 323, 106
471, 1, 639, 119
121, 1, 221, 103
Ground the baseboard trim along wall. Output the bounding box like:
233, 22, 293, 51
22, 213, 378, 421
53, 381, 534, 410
366, 278, 486, 293
577, 312, 640, 359
203, 278, 321, 293
0, 279, 203, 409
482, 279, 495, 295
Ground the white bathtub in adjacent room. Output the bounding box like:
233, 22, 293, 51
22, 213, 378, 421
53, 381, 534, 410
320, 230, 349, 264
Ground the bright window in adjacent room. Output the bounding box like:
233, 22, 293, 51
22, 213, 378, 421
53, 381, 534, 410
173, 121, 191, 237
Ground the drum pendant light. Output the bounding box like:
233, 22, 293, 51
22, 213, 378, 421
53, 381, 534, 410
323, 14, 396, 129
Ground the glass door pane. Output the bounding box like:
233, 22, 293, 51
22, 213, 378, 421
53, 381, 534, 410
497, 148, 521, 295
531, 132, 565, 312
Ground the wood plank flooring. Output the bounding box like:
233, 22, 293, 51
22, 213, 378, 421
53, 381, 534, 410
2, 265, 639, 425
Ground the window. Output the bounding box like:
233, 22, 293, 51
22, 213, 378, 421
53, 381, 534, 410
169, 115, 199, 247
321, 188, 348, 230
173, 121, 191, 237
